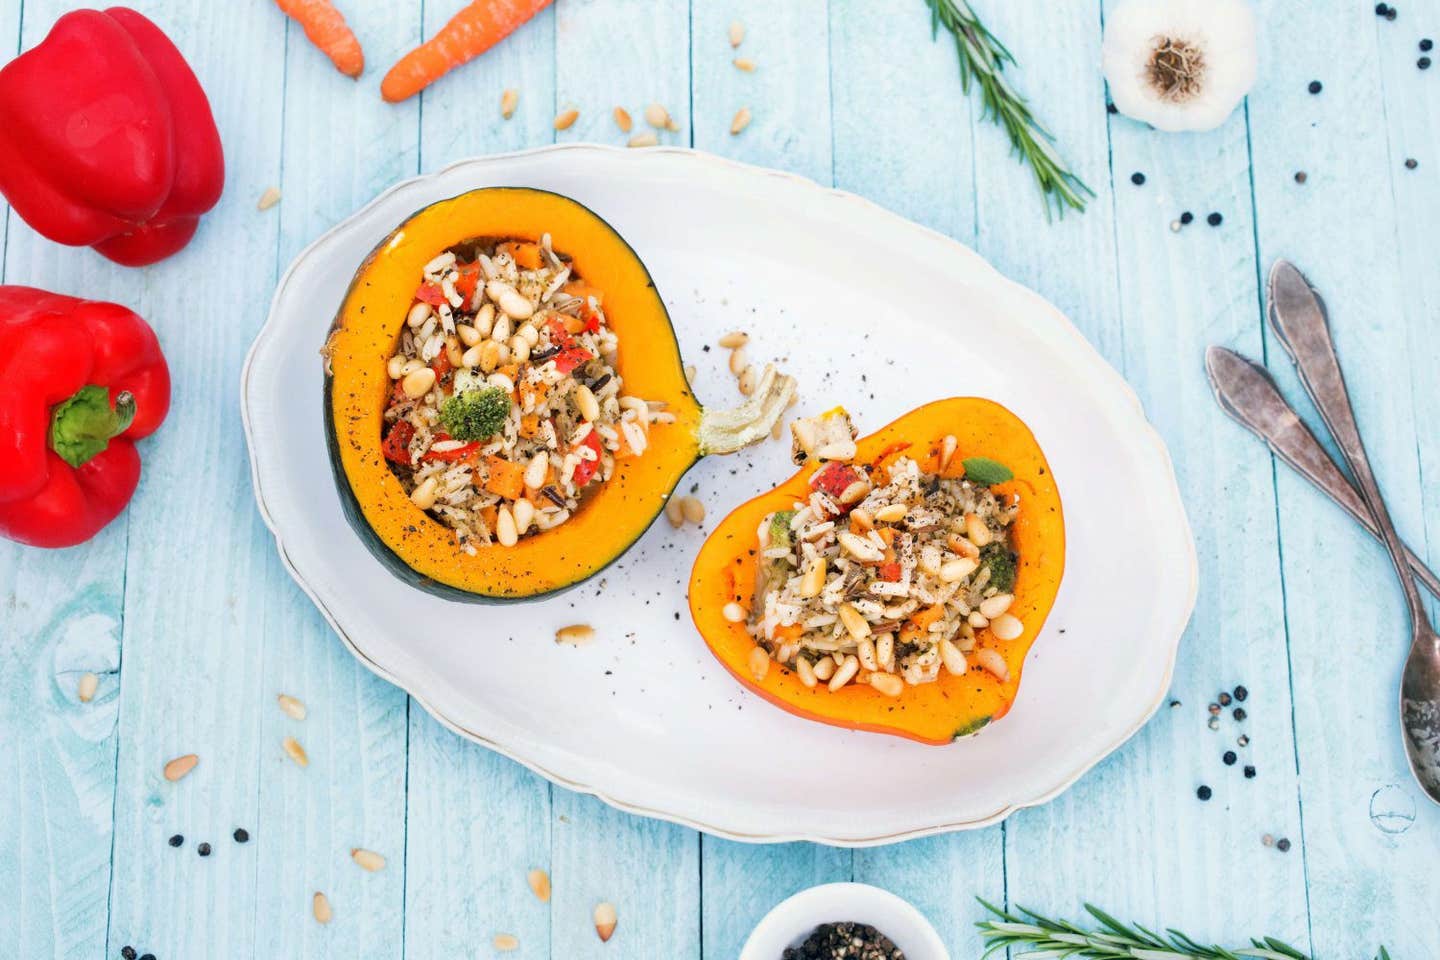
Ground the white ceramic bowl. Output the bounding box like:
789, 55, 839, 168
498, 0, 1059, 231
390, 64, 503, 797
740, 883, 949, 960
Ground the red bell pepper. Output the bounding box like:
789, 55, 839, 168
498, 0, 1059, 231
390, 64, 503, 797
0, 8, 224, 266
570, 431, 604, 487
0, 286, 170, 548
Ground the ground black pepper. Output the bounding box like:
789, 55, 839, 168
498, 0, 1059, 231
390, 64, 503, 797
233, 828, 250, 843
1197, 785, 1212, 801
1308, 80, 1323, 94
197, 842, 212, 857
783, 922, 905, 960
168, 834, 183, 848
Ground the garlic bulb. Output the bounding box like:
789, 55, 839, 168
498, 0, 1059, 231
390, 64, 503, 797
1102, 0, 1258, 133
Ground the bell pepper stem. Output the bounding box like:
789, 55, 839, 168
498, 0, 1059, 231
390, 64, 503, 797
50, 385, 136, 468
696, 365, 798, 456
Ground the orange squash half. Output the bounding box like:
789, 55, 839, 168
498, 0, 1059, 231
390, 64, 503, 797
688, 398, 1065, 744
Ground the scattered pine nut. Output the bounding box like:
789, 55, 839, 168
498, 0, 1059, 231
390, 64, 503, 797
627, 132, 659, 148
738, 365, 756, 396
729, 20, 745, 47
351, 848, 386, 872
277, 693, 307, 721
644, 103, 671, 129
556, 623, 596, 646
594, 901, 618, 942
312, 891, 332, 924
748, 646, 770, 682
257, 186, 281, 211
163, 753, 198, 782
730, 106, 752, 135
553, 107, 580, 131
717, 330, 749, 349
666, 118, 680, 133
664, 496, 685, 528
733, 58, 757, 72
684, 363, 697, 384
282, 736, 309, 768
77, 672, 98, 703
728, 347, 748, 375
527, 868, 551, 902
501, 88, 519, 119
613, 106, 633, 132
493, 934, 520, 952
723, 602, 746, 623
678, 495, 705, 524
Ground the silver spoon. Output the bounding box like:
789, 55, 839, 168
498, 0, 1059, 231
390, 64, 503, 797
1267, 259, 1440, 803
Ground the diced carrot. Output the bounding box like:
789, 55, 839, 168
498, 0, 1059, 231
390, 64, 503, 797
900, 604, 946, 644
562, 315, 586, 335
562, 279, 604, 304
773, 622, 804, 641
518, 379, 549, 411
518, 414, 541, 438
483, 455, 526, 500
875, 527, 896, 546
497, 241, 543, 270
478, 503, 498, 532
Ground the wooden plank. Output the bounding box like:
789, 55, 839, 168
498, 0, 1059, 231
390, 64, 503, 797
79, 2, 286, 957
248, 6, 421, 958
1248, 2, 1440, 956
995, 0, 1309, 947
396, 6, 559, 959
688, 3, 853, 957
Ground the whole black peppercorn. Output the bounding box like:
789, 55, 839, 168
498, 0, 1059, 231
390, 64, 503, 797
1197, 785, 1212, 801
1107, 102, 1118, 114
1131, 172, 1146, 185
1406, 157, 1419, 169
1295, 171, 1308, 183
1389, 8, 1399, 21
1223, 750, 1237, 765
1233, 707, 1247, 721
1219, 691, 1232, 706
1234, 685, 1248, 701
1308, 80, 1323, 94
1180, 211, 1194, 224
121, 948, 137, 960
1422, 38, 1434, 51
1244, 765, 1257, 779
1277, 837, 1292, 852
1420, 56, 1432, 69
1207, 212, 1224, 226
233, 828, 250, 843
168, 834, 183, 848
1375, 2, 1389, 13
198, 842, 212, 857
140, 954, 156, 960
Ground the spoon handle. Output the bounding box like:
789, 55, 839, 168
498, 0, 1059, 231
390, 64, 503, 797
1205, 346, 1440, 599
1266, 261, 1430, 627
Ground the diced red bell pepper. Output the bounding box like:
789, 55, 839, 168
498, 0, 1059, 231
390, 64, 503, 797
454, 262, 482, 305
421, 434, 481, 463
878, 561, 902, 582
0, 9, 224, 266
381, 420, 415, 464
552, 345, 593, 375
582, 308, 603, 333
570, 432, 604, 487
811, 461, 865, 501
414, 282, 445, 306
430, 349, 453, 382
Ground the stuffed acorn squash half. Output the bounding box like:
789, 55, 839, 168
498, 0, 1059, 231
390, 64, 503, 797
323, 187, 794, 602
689, 400, 1064, 744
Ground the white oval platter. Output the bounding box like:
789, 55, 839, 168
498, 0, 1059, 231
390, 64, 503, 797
241, 144, 1196, 846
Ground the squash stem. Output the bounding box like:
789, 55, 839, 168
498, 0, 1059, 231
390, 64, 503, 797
696, 365, 798, 456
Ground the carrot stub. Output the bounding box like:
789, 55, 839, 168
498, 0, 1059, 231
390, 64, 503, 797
381, 0, 555, 103
275, 0, 365, 78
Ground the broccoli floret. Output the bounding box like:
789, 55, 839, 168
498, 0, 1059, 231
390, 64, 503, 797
439, 385, 510, 441
979, 542, 1018, 593
768, 510, 796, 549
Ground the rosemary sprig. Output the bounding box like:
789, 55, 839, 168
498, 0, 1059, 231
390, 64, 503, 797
977, 898, 1388, 960
924, 0, 1093, 218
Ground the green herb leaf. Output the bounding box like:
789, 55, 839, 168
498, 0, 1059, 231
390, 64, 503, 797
961, 456, 1013, 485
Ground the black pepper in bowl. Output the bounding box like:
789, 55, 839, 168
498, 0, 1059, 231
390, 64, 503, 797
783, 921, 905, 960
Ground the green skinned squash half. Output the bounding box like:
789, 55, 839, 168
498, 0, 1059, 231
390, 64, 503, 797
322, 187, 794, 602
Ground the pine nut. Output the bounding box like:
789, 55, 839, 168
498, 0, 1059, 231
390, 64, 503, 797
869, 672, 904, 697
679, 495, 705, 524
990, 613, 1024, 641
456, 323, 481, 347
940, 557, 978, 582
939, 638, 968, 676
733, 57, 756, 72
487, 372, 515, 395
968, 611, 989, 629
796, 657, 817, 688
965, 513, 994, 547
462, 345, 482, 368
838, 602, 871, 640
490, 312, 513, 344
528, 868, 552, 901
282, 736, 309, 767
613, 106, 633, 132
812, 657, 836, 681
77, 671, 98, 703
593, 902, 618, 943
857, 638, 878, 671
979, 593, 1014, 619
512, 498, 535, 535
517, 321, 539, 346
501, 88, 519, 119
556, 624, 595, 645
730, 106, 752, 135
402, 367, 436, 399
873, 503, 908, 523
718, 330, 749, 349
849, 507, 874, 530
729, 19, 745, 46
819, 440, 859, 462
524, 452, 549, 491
312, 892, 332, 924
554, 107, 579, 130
163, 754, 198, 782
409, 476, 439, 510
494, 934, 519, 952
628, 132, 658, 148
574, 384, 600, 421
839, 532, 884, 562
684, 364, 697, 383
496, 505, 518, 546
277, 694, 307, 720
738, 365, 756, 396
644, 103, 671, 129
407, 302, 432, 327
478, 340, 503, 372
445, 339, 464, 368
723, 602, 746, 623
257, 185, 281, 210
876, 632, 894, 672
387, 356, 406, 379
948, 532, 980, 559
799, 559, 826, 597
748, 645, 770, 681
664, 496, 685, 528
487, 281, 534, 320
974, 647, 1009, 682
509, 336, 531, 362
351, 848, 386, 872
728, 347, 748, 375
828, 654, 859, 691
474, 303, 495, 338
940, 434, 958, 470
837, 480, 869, 505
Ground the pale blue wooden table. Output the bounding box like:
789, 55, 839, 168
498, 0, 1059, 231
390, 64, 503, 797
3, 0, 1438, 957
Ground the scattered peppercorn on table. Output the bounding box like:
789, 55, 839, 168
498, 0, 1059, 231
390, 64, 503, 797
2, 1, 1437, 958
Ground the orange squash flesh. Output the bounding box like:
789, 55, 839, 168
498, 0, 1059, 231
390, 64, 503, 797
324, 188, 702, 600
688, 398, 1065, 744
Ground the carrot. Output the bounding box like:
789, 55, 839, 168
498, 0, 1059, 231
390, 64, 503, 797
497, 241, 543, 270
276, 0, 364, 78
483, 456, 526, 500
381, 0, 554, 103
